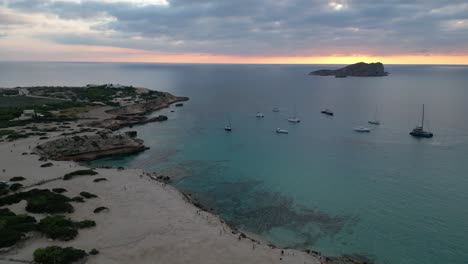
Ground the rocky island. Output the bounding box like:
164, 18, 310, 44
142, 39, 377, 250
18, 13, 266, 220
309, 62, 388, 77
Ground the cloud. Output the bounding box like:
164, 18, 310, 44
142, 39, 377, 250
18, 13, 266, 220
1, 0, 468, 59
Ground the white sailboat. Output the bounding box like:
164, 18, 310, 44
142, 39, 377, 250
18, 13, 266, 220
256, 112, 265, 118
287, 105, 300, 123
368, 107, 380, 125
224, 118, 232, 131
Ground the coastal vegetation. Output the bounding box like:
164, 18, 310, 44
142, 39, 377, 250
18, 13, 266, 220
33, 246, 87, 264
93, 178, 107, 182
79, 191, 98, 199
93, 206, 109, 213
0, 189, 74, 214
63, 169, 98, 180
0, 208, 37, 248
9, 176, 26, 182
9, 183, 23, 191
38, 215, 96, 241
52, 188, 67, 194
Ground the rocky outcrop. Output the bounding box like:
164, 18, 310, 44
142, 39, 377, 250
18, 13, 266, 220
35, 133, 148, 161
84, 92, 187, 130
107, 93, 189, 116
84, 114, 168, 131
309, 62, 388, 77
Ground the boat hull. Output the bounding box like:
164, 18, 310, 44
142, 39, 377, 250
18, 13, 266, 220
410, 131, 433, 138
321, 111, 334, 116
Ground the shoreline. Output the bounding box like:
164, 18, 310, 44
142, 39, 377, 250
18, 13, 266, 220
0, 132, 323, 264
1, 90, 370, 264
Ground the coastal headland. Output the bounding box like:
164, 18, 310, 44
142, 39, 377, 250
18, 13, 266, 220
0, 85, 371, 264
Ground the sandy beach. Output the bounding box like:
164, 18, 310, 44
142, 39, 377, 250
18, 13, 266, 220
0, 129, 321, 264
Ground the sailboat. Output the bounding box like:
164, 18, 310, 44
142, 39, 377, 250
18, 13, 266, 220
256, 112, 265, 118
410, 104, 433, 138
287, 105, 300, 123
272, 107, 280, 112
224, 118, 232, 131
368, 107, 380, 125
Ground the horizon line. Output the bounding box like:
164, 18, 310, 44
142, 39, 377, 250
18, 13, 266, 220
1, 60, 467, 66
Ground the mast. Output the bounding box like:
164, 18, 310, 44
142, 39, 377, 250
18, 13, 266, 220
421, 104, 425, 129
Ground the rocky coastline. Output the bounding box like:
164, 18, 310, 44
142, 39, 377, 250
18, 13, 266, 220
0, 85, 372, 264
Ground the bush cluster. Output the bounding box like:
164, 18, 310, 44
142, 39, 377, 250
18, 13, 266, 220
0, 189, 74, 214
33, 246, 87, 264
9, 176, 26, 182
0, 208, 37, 248
38, 215, 96, 241
38, 215, 77, 241
63, 170, 98, 181
79, 191, 98, 199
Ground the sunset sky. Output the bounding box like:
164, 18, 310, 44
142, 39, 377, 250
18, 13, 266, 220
1, 0, 467, 64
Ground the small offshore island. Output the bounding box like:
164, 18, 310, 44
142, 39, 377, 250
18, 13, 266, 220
0, 85, 370, 264
309, 62, 388, 77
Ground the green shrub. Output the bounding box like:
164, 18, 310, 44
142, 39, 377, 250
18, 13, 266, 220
37, 215, 77, 241
93, 207, 109, 214
70, 196, 84, 203
75, 220, 96, 229
52, 188, 67, 194
9, 176, 26, 182
0, 229, 22, 248
89, 248, 99, 255
0, 189, 74, 214
9, 183, 23, 191
40, 163, 53, 168
0, 130, 17, 137
93, 178, 107, 183
33, 246, 87, 264
63, 170, 97, 181
0, 208, 37, 248
79, 191, 97, 199
0, 182, 9, 196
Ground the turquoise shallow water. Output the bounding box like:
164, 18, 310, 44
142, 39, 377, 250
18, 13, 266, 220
2, 62, 468, 264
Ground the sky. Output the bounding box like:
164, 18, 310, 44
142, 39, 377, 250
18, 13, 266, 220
0, 0, 467, 64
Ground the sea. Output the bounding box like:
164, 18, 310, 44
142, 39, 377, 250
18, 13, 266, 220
1, 62, 468, 264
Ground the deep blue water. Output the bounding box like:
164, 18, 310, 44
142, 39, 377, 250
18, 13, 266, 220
1, 62, 468, 264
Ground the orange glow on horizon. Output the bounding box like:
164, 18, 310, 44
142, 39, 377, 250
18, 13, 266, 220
1, 40, 467, 65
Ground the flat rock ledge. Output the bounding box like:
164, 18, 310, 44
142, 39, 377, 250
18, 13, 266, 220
35, 133, 148, 161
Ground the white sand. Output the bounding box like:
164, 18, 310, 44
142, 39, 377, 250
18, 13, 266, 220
0, 135, 320, 264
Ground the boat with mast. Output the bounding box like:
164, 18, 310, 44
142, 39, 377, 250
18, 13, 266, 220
410, 104, 433, 138
368, 107, 380, 125
224, 118, 232, 131
287, 105, 300, 123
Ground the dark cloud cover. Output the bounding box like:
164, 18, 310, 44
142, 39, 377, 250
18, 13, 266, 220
2, 0, 468, 56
